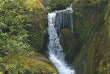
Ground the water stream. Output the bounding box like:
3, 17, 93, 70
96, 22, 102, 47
48, 4, 75, 74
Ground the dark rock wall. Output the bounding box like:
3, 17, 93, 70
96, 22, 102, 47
72, 0, 110, 74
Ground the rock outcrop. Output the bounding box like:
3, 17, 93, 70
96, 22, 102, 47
72, 0, 109, 74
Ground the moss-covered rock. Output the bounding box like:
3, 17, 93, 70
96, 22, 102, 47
26, 0, 47, 54
61, 29, 78, 63
50, 0, 73, 10
0, 0, 58, 74
72, 0, 106, 46
1, 51, 59, 74
0, 71, 4, 74
32, 0, 44, 8
39, 0, 52, 6
72, 0, 109, 74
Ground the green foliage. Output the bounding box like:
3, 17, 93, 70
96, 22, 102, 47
5, 60, 26, 74
0, 58, 3, 63
105, 1, 110, 24
72, 0, 109, 74
96, 2, 110, 74
97, 51, 110, 74
0, 0, 46, 55
39, 0, 52, 6
0, 0, 58, 74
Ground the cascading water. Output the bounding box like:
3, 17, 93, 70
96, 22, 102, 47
48, 4, 75, 74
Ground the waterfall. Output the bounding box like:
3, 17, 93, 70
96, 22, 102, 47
54, 4, 74, 35
48, 5, 75, 74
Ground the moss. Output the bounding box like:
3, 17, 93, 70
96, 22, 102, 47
31, 0, 44, 8
39, 0, 52, 6
95, 2, 110, 73
0, 71, 3, 74
50, 0, 73, 10
2, 51, 59, 74
26, 3, 47, 54
72, 0, 105, 45
61, 29, 78, 63
0, 0, 56, 73
72, 0, 109, 74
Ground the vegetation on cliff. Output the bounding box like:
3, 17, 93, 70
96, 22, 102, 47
49, 0, 110, 74
1, 0, 110, 74
50, 0, 73, 10
0, 0, 58, 73
61, 29, 78, 63
72, 0, 109, 74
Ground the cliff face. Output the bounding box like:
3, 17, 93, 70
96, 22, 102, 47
2, 0, 109, 74
61, 29, 78, 63
72, 0, 110, 74
23, 0, 110, 74
49, 0, 110, 74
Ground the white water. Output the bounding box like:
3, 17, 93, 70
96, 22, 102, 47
48, 5, 75, 74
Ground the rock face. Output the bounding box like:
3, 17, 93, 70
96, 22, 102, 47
49, 5, 78, 64
55, 10, 74, 36
48, 0, 110, 74
61, 29, 78, 63
50, 0, 73, 10
72, 0, 110, 74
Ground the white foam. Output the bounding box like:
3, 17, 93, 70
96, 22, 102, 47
48, 5, 75, 74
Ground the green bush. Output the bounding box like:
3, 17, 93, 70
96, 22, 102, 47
0, 0, 46, 55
